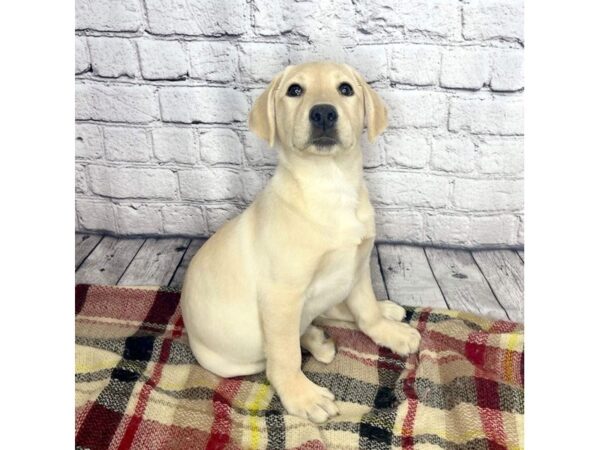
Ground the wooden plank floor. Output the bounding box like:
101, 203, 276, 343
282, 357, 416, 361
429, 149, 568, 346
75, 233, 524, 322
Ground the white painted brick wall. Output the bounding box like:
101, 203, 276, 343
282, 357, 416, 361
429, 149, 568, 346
88, 37, 139, 78
75, 0, 524, 247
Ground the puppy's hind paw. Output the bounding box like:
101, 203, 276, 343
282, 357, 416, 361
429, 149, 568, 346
368, 319, 421, 357
312, 338, 336, 364
379, 300, 406, 322
301, 325, 337, 364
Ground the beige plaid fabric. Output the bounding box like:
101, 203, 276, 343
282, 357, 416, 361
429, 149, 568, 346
76, 285, 524, 449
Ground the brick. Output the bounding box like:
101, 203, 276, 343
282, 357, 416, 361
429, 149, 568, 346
356, 0, 403, 36
291, 0, 358, 47
205, 205, 243, 233
358, 0, 460, 39
289, 47, 321, 66
75, 164, 88, 193
179, 168, 242, 201
138, 40, 188, 80
75, 124, 104, 159
389, 45, 441, 86
430, 137, 475, 173
453, 178, 523, 211
199, 129, 242, 165
470, 215, 519, 245
104, 127, 152, 162
159, 87, 248, 123
75, 36, 90, 74
88, 37, 139, 78
239, 43, 290, 83
344, 46, 388, 83
76, 0, 143, 32
490, 49, 524, 92
244, 132, 279, 166
115, 204, 163, 234
424, 214, 470, 245
401, 0, 461, 39
76, 83, 159, 123
189, 42, 238, 82
361, 134, 383, 168
382, 90, 447, 128
463, 0, 524, 42
440, 48, 489, 90
145, 0, 248, 36
153, 127, 197, 164
374, 210, 423, 242
477, 138, 523, 174
76, 199, 117, 232
516, 215, 524, 245
449, 97, 523, 135
88, 166, 177, 199
385, 133, 430, 168
253, 0, 291, 36
162, 205, 207, 235
240, 170, 267, 203
365, 172, 450, 207
291, 45, 365, 70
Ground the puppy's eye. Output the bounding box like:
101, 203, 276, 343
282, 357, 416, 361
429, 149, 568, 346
286, 84, 303, 97
338, 83, 354, 96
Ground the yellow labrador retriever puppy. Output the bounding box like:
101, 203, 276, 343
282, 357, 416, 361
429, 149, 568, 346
181, 61, 420, 423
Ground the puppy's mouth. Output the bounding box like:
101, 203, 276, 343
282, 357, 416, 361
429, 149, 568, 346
311, 136, 338, 147
309, 128, 339, 148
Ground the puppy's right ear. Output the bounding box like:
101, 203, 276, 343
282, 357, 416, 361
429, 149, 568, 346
343, 64, 388, 143
249, 68, 289, 148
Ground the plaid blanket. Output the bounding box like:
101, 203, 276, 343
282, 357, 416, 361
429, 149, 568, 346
75, 285, 524, 450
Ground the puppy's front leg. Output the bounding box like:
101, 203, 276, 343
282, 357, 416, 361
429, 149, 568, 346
260, 287, 339, 423
346, 266, 421, 356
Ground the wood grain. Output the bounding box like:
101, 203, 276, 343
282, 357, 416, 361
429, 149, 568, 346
378, 244, 447, 308
472, 250, 524, 322
75, 234, 103, 270
119, 238, 190, 286
370, 246, 388, 301
169, 239, 206, 288
424, 248, 508, 320
76, 237, 144, 285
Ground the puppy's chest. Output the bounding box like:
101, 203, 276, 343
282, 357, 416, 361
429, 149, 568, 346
313, 187, 374, 245
298, 172, 375, 330
300, 246, 362, 331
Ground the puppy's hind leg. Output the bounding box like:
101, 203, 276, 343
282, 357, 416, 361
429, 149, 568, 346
301, 325, 336, 364
321, 300, 406, 323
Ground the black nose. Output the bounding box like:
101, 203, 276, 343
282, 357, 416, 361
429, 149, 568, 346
309, 104, 338, 131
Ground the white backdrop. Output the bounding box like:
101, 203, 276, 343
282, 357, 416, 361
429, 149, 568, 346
75, 0, 524, 247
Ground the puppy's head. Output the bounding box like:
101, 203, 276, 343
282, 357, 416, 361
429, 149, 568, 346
249, 62, 387, 155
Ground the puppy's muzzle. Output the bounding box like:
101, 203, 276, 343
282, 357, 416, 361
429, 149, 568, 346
309, 104, 338, 147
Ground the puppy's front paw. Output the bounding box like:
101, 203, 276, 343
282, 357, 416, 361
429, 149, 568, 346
368, 319, 421, 356
277, 374, 339, 423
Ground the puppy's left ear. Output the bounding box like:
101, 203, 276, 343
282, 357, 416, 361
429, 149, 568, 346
345, 65, 388, 143
249, 67, 290, 148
